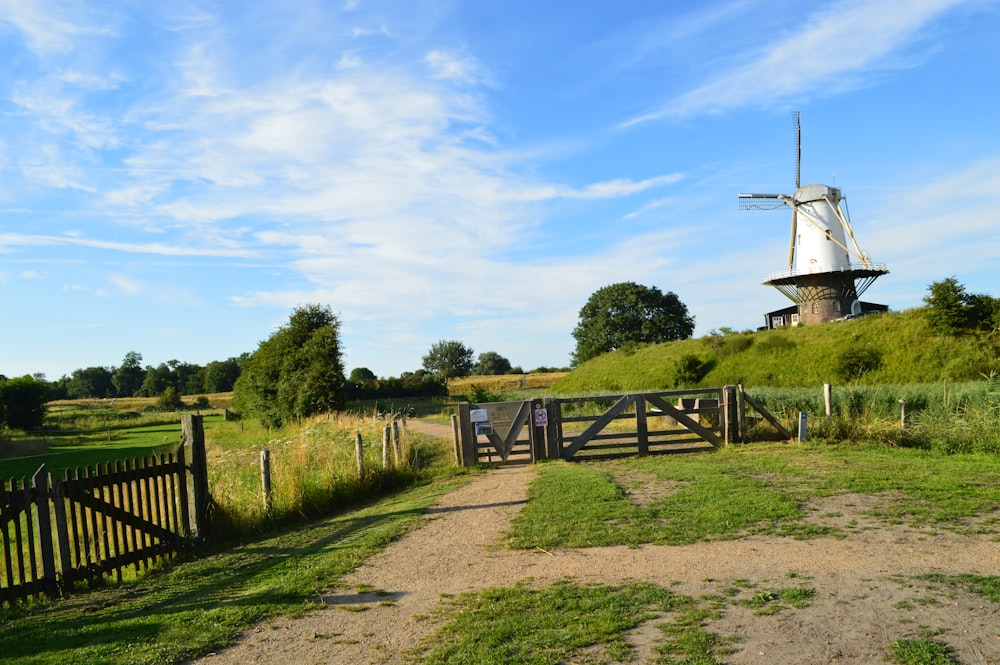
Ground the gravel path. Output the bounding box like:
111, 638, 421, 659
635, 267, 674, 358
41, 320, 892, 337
195, 424, 1000, 665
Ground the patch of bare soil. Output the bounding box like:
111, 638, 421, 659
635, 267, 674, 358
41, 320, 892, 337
195, 440, 1000, 665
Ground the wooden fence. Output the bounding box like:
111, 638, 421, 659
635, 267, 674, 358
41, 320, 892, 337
456, 386, 792, 466
1, 415, 209, 606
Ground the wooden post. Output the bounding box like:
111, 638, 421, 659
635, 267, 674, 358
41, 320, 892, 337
457, 402, 476, 467
180, 415, 209, 539
450, 414, 462, 466
824, 384, 833, 427
797, 412, 808, 443
737, 384, 747, 444
899, 399, 908, 430
260, 450, 272, 515
355, 431, 365, 479
545, 398, 562, 460
392, 419, 402, 465
32, 465, 59, 599
722, 385, 739, 446
529, 399, 547, 462
382, 425, 392, 469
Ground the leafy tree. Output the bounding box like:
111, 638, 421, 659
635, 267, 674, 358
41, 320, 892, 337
349, 367, 377, 384
571, 282, 695, 365
0, 375, 49, 431
924, 277, 970, 332
422, 340, 474, 379
924, 277, 1000, 332
473, 351, 512, 376
157, 385, 184, 410
67, 366, 115, 399
202, 358, 242, 393
139, 363, 172, 397
233, 304, 346, 427
112, 351, 145, 397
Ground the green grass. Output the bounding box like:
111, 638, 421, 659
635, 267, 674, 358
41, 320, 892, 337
415, 579, 703, 665
0, 474, 472, 664
890, 635, 960, 665
508, 445, 1000, 549
554, 309, 1000, 393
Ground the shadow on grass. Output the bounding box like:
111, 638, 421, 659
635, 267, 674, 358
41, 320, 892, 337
0, 478, 462, 665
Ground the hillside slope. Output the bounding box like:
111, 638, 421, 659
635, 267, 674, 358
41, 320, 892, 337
553, 309, 1000, 393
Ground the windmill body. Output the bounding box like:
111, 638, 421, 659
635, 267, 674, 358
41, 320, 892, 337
740, 114, 888, 327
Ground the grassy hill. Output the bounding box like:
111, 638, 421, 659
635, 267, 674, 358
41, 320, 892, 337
554, 308, 1000, 393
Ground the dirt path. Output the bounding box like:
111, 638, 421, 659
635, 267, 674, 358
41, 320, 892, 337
196, 429, 1000, 665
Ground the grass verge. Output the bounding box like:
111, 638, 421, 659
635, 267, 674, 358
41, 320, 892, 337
0, 473, 472, 664
508, 444, 1000, 549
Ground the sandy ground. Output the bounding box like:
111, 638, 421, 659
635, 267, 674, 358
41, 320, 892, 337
194, 422, 1000, 665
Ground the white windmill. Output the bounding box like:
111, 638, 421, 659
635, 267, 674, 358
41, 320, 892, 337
739, 112, 889, 327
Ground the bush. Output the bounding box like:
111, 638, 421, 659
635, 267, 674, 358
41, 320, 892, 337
835, 347, 883, 383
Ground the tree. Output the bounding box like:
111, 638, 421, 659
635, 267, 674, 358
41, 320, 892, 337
571, 282, 695, 365
923, 277, 1000, 332
202, 358, 242, 393
473, 351, 512, 376
232, 304, 347, 427
66, 366, 115, 399
0, 375, 49, 431
422, 340, 474, 379
112, 351, 145, 397
349, 367, 377, 384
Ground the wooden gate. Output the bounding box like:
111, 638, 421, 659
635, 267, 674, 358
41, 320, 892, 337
1, 415, 209, 606
545, 388, 734, 462
456, 399, 546, 466
453, 387, 788, 466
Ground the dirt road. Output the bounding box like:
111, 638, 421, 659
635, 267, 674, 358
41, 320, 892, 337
196, 425, 1000, 665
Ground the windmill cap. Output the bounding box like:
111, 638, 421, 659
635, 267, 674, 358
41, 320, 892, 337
794, 184, 841, 204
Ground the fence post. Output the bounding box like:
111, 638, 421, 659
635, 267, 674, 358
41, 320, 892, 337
899, 399, 908, 430
260, 450, 272, 515
545, 398, 562, 460
450, 414, 462, 466
32, 465, 59, 599
181, 415, 209, 539
355, 431, 365, 480
737, 384, 747, 444
529, 399, 547, 462
798, 412, 808, 443
392, 419, 402, 464
50, 473, 72, 593
722, 386, 739, 445
457, 402, 476, 467
382, 425, 392, 469
824, 383, 833, 427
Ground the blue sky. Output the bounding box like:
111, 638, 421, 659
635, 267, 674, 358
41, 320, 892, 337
2, 0, 999, 380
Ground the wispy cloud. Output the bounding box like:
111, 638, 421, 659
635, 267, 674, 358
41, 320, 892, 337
623, 0, 968, 125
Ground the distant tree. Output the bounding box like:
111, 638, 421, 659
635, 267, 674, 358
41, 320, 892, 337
202, 358, 242, 393
924, 277, 970, 332
112, 351, 145, 397
156, 385, 184, 410
349, 367, 377, 384
924, 277, 1000, 332
139, 363, 172, 397
67, 366, 115, 399
233, 304, 346, 427
0, 375, 49, 431
422, 340, 474, 379
473, 351, 512, 376
571, 282, 695, 365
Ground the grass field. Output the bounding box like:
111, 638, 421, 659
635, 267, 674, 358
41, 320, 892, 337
3, 439, 998, 663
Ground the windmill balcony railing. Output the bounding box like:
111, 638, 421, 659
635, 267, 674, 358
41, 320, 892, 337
762, 262, 889, 283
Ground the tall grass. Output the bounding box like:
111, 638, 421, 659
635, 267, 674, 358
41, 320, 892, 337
204, 411, 449, 541
748, 379, 1000, 454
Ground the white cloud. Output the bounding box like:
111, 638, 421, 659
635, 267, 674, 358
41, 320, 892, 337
623, 0, 968, 125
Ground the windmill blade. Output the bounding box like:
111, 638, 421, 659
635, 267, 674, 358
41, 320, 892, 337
788, 208, 797, 268
738, 193, 784, 210
793, 111, 801, 189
